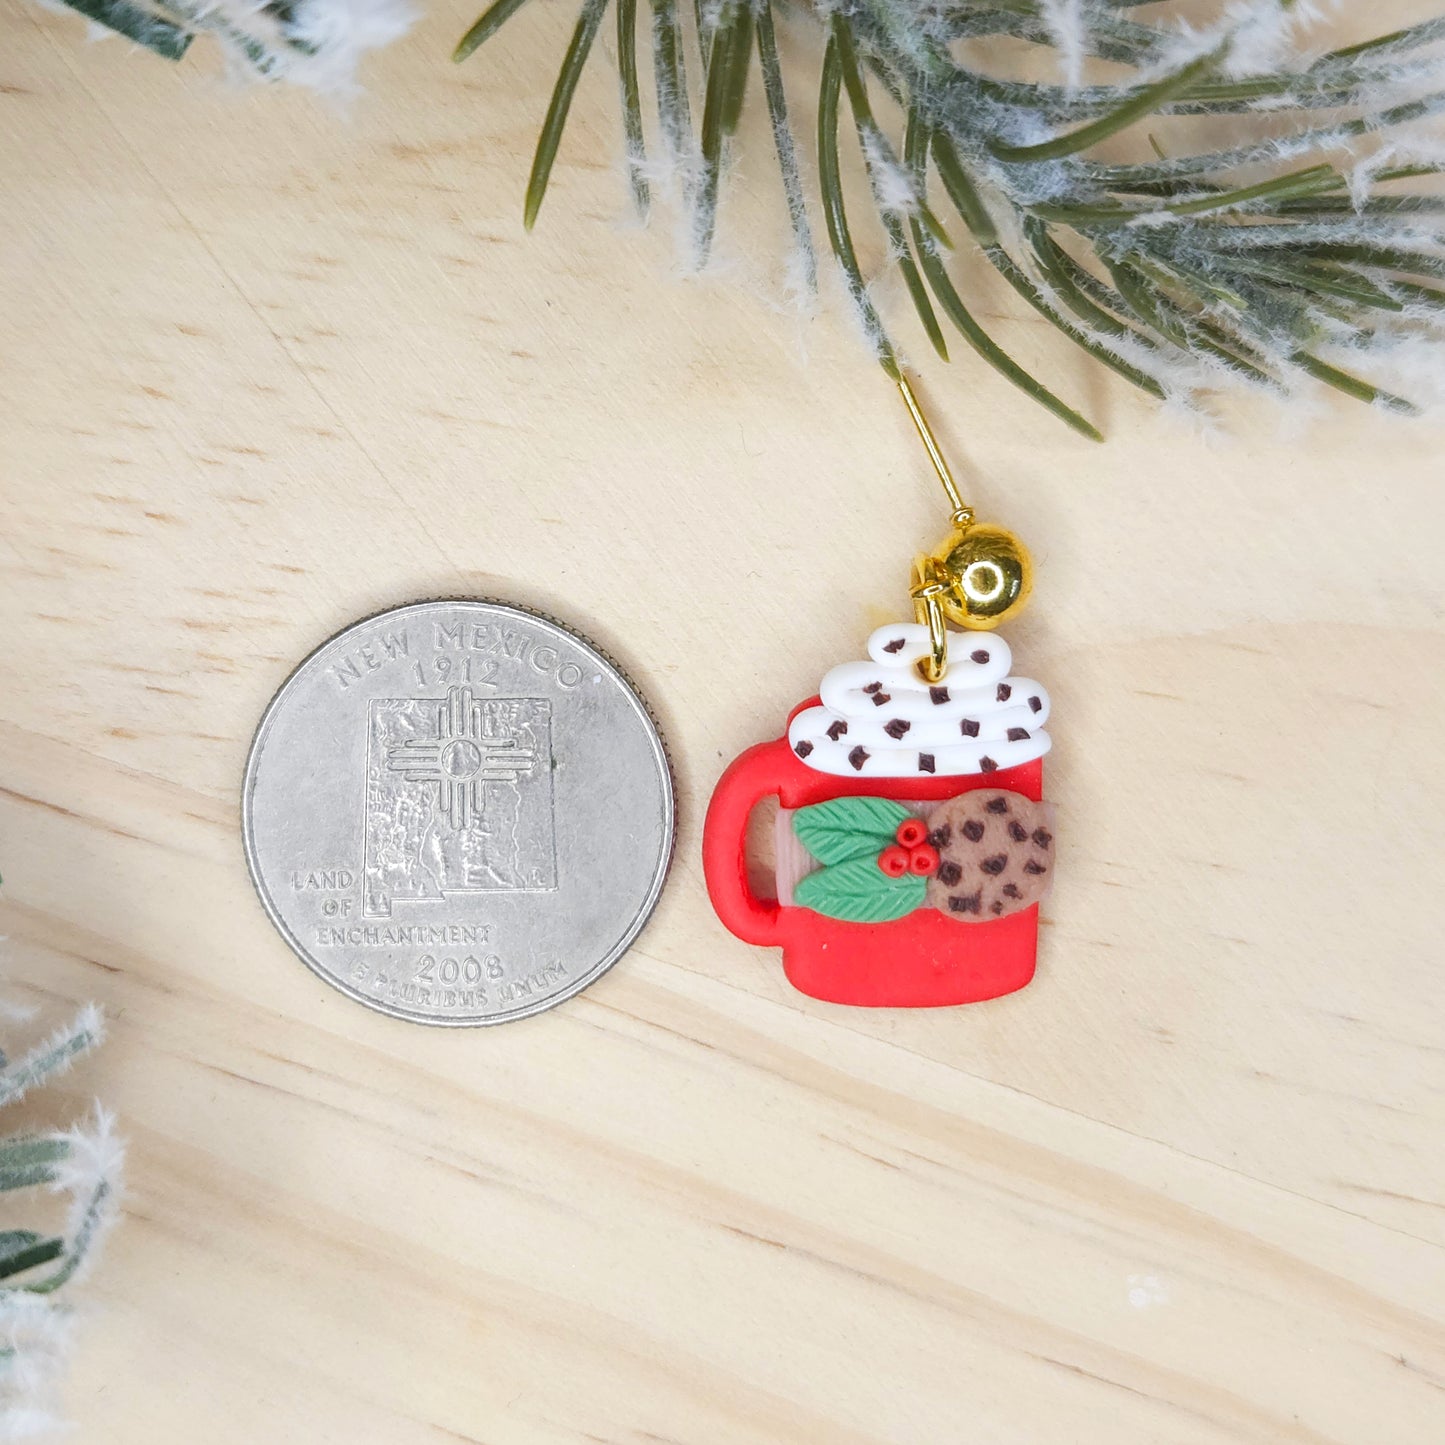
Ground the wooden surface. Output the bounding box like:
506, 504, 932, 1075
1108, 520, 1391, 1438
3, 2, 1444, 1440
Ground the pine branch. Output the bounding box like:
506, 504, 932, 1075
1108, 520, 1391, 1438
446, 0, 1445, 423
0, 983, 121, 1434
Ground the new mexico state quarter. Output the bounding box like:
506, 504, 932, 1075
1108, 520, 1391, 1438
242, 601, 675, 1025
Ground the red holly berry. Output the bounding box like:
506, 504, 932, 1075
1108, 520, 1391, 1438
908, 844, 940, 876
877, 844, 911, 878
895, 817, 929, 848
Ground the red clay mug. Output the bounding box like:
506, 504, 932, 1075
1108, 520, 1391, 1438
703, 622, 1055, 1008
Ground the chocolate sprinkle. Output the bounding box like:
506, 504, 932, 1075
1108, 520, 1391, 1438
1008, 820, 1029, 843
847, 746, 869, 771
979, 756, 999, 773
917, 752, 936, 773
826, 719, 848, 741
794, 740, 814, 759
1032, 828, 1052, 849
949, 890, 982, 915
1028, 695, 1042, 714
985, 797, 1009, 814
1007, 727, 1030, 742
961, 819, 985, 843
882, 637, 907, 653
1024, 859, 1047, 875
981, 853, 1008, 876
929, 825, 952, 849
862, 681, 881, 694
996, 683, 1012, 702
871, 691, 891, 707
884, 718, 911, 739
936, 860, 963, 886
1002, 883, 1022, 899
960, 718, 980, 738
990, 900, 1005, 916
929, 686, 950, 705
970, 649, 990, 664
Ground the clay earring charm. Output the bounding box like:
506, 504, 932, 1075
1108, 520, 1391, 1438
703, 378, 1055, 1007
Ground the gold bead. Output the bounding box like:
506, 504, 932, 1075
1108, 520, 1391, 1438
926, 523, 1033, 631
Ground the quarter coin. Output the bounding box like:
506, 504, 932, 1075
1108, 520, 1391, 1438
242, 600, 675, 1025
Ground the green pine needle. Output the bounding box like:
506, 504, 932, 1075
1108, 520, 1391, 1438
60, 0, 193, 59
756, 0, 816, 292
648, 0, 693, 167
524, 0, 611, 231
695, 0, 755, 264
453, 0, 532, 63
0, 1233, 65, 1283
616, 0, 650, 218
1291, 352, 1417, 412
990, 49, 1222, 163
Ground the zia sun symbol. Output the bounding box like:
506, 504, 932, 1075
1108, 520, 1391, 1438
385, 686, 537, 831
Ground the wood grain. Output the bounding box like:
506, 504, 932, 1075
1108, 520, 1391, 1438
1, 1, 1443, 1439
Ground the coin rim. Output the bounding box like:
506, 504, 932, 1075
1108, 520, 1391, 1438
241, 598, 676, 1026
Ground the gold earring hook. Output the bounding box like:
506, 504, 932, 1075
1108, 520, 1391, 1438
896, 374, 973, 531
898, 373, 967, 682
896, 373, 1033, 683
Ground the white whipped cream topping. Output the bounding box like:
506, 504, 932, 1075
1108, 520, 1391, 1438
787, 622, 1051, 778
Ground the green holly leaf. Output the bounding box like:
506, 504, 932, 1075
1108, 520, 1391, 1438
794, 857, 927, 923
793, 795, 913, 865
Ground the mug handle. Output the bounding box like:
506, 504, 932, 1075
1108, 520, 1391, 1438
702, 740, 787, 947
